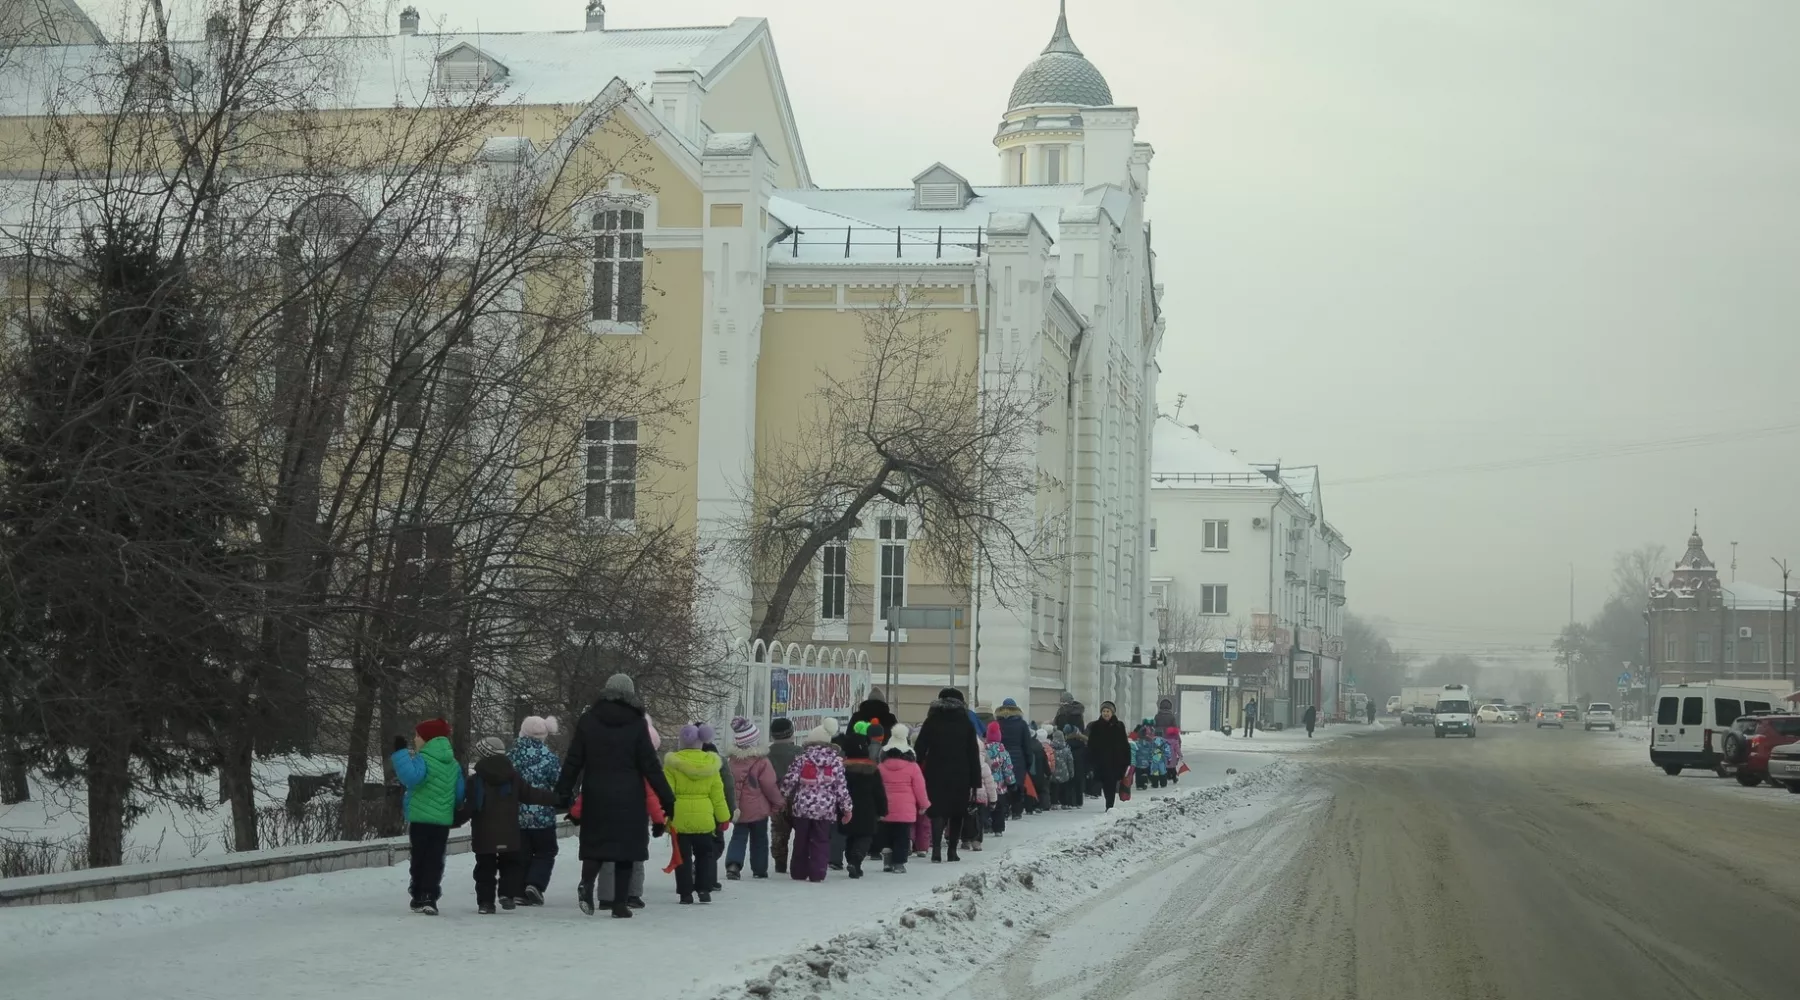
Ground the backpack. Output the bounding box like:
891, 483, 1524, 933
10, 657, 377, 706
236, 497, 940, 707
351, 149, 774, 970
799, 757, 833, 786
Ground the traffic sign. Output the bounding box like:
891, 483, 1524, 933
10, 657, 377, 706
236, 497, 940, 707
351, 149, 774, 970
1223, 638, 1239, 662
1617, 671, 1632, 688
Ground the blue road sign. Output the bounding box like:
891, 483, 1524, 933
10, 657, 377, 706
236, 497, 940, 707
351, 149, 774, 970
1223, 638, 1239, 662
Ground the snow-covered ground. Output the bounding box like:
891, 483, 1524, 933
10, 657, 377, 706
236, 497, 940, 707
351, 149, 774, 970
0, 747, 1313, 1000
1185, 719, 1374, 754
0, 755, 346, 868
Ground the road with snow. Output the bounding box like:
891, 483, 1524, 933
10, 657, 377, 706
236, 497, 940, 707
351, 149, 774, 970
955, 723, 1800, 1000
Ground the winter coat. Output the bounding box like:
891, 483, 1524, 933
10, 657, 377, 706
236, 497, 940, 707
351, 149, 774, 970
727, 750, 786, 824
1153, 698, 1178, 732
392, 737, 464, 826
664, 749, 732, 835
1052, 698, 1086, 732
768, 737, 802, 792
975, 739, 1000, 805
851, 698, 899, 735
507, 736, 561, 830
1027, 732, 1050, 787
1302, 706, 1318, 727
878, 754, 931, 822
1047, 732, 1074, 784
783, 741, 852, 823
1133, 735, 1171, 776
995, 705, 1031, 778
1064, 730, 1092, 787
1086, 716, 1131, 784
839, 757, 888, 837
1164, 734, 1183, 768
554, 689, 676, 862
462, 754, 557, 853
915, 695, 983, 818
700, 743, 736, 817
984, 739, 1016, 791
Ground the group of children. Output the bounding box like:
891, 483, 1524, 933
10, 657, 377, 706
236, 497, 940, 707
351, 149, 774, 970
387, 702, 1189, 915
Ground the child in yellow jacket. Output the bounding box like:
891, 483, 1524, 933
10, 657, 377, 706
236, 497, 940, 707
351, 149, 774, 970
664, 723, 731, 903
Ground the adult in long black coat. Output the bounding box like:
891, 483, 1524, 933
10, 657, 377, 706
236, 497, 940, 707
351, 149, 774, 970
1052, 691, 1086, 731
851, 694, 899, 736
553, 673, 675, 916
912, 687, 981, 862
994, 698, 1032, 818
1085, 700, 1131, 811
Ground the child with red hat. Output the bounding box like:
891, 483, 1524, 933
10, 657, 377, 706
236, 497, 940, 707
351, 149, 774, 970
391, 718, 464, 914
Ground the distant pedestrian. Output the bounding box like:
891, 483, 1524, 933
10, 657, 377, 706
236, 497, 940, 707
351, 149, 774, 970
1243, 698, 1259, 739
782, 721, 851, 882
664, 724, 731, 904
724, 716, 785, 881
1085, 702, 1130, 810
914, 687, 982, 863
1303, 705, 1318, 738
461, 736, 558, 914
1367, 701, 1377, 725
507, 715, 561, 905
392, 717, 463, 915
766, 718, 800, 874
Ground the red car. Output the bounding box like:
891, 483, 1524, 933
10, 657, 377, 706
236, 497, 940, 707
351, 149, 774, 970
1718, 712, 1800, 786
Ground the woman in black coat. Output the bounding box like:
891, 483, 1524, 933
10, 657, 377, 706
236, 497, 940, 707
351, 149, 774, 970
912, 687, 981, 862
554, 673, 675, 917
1085, 700, 1131, 811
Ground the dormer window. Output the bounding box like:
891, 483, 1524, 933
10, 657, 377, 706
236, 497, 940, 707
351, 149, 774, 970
435, 44, 508, 90
910, 162, 976, 211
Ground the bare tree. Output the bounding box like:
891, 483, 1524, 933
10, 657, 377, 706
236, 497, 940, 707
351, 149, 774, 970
744, 291, 1057, 647
1612, 543, 1671, 600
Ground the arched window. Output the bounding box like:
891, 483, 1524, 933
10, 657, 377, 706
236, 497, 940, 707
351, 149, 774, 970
591, 207, 644, 324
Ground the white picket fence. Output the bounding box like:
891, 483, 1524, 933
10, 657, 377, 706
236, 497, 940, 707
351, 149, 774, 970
728, 638, 873, 741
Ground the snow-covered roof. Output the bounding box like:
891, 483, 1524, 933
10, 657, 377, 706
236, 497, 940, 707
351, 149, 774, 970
1721, 582, 1794, 611
1149, 415, 1275, 488
1279, 466, 1320, 506
0, 22, 756, 117
766, 183, 1130, 266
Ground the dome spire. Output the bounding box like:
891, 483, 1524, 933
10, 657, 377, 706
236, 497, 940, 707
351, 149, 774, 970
1044, 0, 1083, 57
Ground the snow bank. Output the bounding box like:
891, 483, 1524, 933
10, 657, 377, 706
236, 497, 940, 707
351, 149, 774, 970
708, 760, 1295, 1000
1184, 723, 1362, 755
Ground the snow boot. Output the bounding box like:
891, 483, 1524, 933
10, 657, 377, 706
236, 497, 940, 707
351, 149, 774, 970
847, 862, 863, 879
610, 903, 633, 919
420, 900, 439, 916
893, 861, 907, 874
698, 891, 713, 903
478, 904, 496, 915
946, 846, 961, 863
499, 896, 516, 911
578, 882, 595, 916
753, 872, 769, 879
522, 886, 544, 906
726, 863, 742, 881
409, 898, 424, 913
931, 846, 942, 863
627, 896, 646, 910
679, 893, 695, 905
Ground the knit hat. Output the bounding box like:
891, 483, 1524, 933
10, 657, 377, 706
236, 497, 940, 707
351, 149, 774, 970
1100, 701, 1117, 714
770, 717, 795, 741
679, 723, 703, 749
1166, 726, 1180, 738
518, 715, 559, 741
730, 715, 761, 749
866, 723, 886, 744
986, 720, 1002, 742
1001, 697, 1019, 708
602, 673, 635, 697
414, 718, 451, 742
645, 713, 661, 751
886, 723, 912, 754
805, 718, 839, 744
474, 735, 505, 758
938, 687, 965, 702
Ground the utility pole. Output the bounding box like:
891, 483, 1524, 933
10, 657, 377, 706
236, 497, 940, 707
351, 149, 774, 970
1775, 558, 1791, 682
1731, 541, 1739, 582
1567, 564, 1575, 703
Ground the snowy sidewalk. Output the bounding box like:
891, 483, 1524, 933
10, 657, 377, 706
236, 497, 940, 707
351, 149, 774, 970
1184, 720, 1375, 755
0, 751, 1282, 1000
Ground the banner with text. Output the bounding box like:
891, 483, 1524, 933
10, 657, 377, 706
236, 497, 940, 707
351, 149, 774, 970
769, 667, 863, 734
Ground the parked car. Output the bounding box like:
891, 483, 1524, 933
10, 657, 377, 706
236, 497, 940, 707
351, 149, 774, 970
1476, 704, 1508, 724
1584, 703, 1617, 732
1536, 708, 1565, 729
1650, 682, 1781, 776
1768, 741, 1800, 793
1718, 712, 1800, 787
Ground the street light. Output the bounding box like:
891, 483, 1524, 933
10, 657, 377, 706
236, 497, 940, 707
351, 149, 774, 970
1775, 558, 1792, 682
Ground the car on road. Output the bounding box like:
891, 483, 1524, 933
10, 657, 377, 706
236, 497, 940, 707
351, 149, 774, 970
1558, 704, 1582, 724
1501, 707, 1522, 723
1718, 712, 1800, 787
1401, 706, 1434, 726
1536, 708, 1565, 728
1476, 704, 1508, 724
1651, 682, 1781, 776
1768, 740, 1800, 793
1434, 684, 1476, 738
1584, 703, 1617, 732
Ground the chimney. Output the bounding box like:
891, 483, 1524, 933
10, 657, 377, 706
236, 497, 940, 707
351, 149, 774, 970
205, 12, 230, 42
399, 6, 420, 35
586, 1, 605, 32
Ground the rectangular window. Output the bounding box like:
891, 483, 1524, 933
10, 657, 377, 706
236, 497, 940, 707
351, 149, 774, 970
583, 418, 637, 520
1725, 638, 1736, 663
1715, 699, 1742, 725
1695, 632, 1711, 663
1754, 638, 1768, 663
1012, 148, 1026, 184
391, 346, 426, 432
878, 517, 908, 623
1681, 696, 1704, 726
1045, 146, 1062, 184
1203, 520, 1229, 551
1665, 636, 1678, 662
1149, 519, 1158, 551
1656, 697, 1678, 725
1201, 584, 1228, 616
592, 208, 644, 324
819, 533, 848, 622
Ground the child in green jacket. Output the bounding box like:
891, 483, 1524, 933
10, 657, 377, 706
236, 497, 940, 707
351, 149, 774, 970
663, 723, 731, 903
392, 718, 465, 915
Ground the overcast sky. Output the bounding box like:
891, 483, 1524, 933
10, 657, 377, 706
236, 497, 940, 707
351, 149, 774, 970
85, 1, 1800, 660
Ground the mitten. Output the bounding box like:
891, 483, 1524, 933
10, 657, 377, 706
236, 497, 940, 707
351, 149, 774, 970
391, 735, 407, 753
716, 822, 729, 835
652, 822, 666, 838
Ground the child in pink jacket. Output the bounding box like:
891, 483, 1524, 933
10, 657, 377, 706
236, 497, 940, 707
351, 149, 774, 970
877, 725, 930, 873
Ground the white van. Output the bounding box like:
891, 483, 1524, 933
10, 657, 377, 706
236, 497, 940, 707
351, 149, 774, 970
1434, 683, 1476, 738
1650, 682, 1778, 775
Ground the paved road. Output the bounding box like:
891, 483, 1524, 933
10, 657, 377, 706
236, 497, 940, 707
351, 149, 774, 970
971, 723, 1800, 1000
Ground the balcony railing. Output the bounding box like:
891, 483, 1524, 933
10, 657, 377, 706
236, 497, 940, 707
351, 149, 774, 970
1150, 471, 1275, 486
780, 225, 987, 260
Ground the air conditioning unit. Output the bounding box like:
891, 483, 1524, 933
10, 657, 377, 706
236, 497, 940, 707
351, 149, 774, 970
1739, 626, 1753, 639
1252, 517, 1267, 529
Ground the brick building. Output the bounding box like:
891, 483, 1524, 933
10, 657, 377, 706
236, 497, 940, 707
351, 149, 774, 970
1648, 528, 1796, 685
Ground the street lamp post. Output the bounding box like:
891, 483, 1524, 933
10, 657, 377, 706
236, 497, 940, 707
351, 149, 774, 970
1775, 558, 1792, 682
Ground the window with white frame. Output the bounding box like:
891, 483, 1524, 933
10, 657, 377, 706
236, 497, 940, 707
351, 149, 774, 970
1149, 518, 1158, 551
1665, 635, 1678, 662
591, 207, 644, 324
877, 517, 908, 624
1204, 519, 1229, 551
1725, 636, 1736, 663
1201, 584, 1228, 616
1044, 146, 1063, 184
1754, 637, 1768, 663
1695, 631, 1711, 663
818, 533, 848, 624
583, 418, 637, 520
